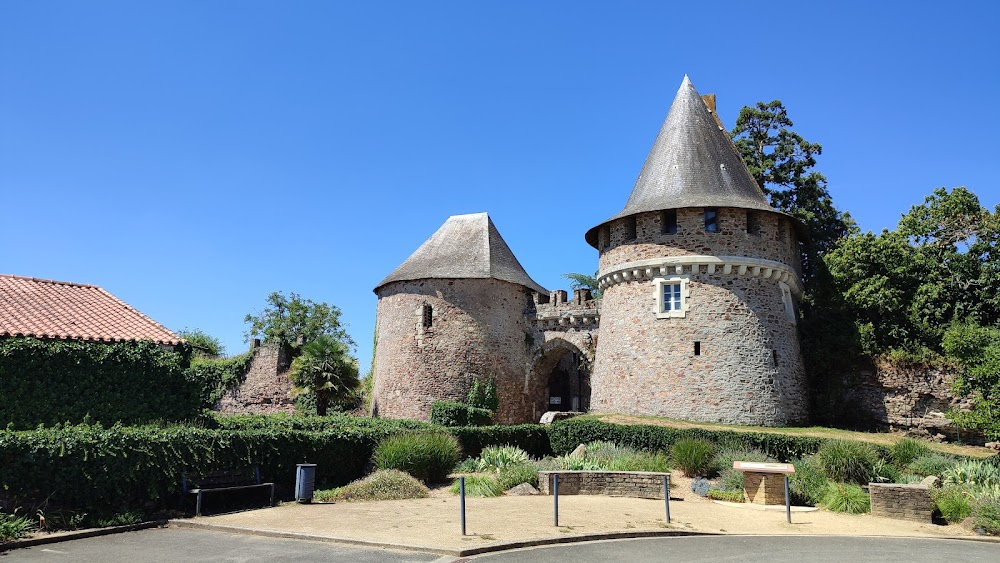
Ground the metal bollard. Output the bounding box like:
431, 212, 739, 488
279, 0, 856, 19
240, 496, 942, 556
460, 476, 467, 535
663, 475, 671, 524
553, 473, 559, 527
784, 475, 791, 524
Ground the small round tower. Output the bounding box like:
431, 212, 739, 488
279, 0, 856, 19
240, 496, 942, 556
585, 77, 809, 425
371, 213, 546, 424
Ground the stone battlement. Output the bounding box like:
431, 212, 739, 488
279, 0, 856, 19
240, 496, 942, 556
533, 288, 600, 329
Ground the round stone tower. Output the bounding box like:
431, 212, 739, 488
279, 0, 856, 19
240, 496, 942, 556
371, 213, 547, 424
585, 77, 808, 426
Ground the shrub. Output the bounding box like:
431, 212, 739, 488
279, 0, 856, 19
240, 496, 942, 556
789, 456, 829, 506
690, 477, 711, 496
672, 439, 714, 477
449, 475, 504, 497
557, 455, 603, 471
448, 425, 551, 459
314, 470, 429, 502
373, 432, 461, 483
706, 489, 744, 502
820, 482, 870, 514
430, 401, 493, 427
933, 486, 973, 523
816, 440, 882, 485
0, 512, 35, 542
496, 463, 539, 490
943, 460, 1000, 488
872, 458, 903, 484
973, 495, 1000, 535
891, 438, 931, 467
585, 441, 670, 472
907, 453, 955, 477
477, 446, 530, 472
717, 469, 746, 492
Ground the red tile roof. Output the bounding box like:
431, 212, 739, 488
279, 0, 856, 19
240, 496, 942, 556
0, 274, 183, 345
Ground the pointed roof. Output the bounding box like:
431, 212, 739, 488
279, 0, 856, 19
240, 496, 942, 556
375, 213, 547, 294
0, 274, 183, 345
586, 76, 797, 247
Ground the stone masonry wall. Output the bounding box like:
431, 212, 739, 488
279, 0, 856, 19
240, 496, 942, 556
217, 342, 296, 414
869, 483, 933, 522
597, 208, 801, 276
372, 278, 536, 424
590, 206, 808, 426
537, 471, 669, 499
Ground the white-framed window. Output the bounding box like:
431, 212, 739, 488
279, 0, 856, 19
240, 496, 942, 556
654, 276, 689, 318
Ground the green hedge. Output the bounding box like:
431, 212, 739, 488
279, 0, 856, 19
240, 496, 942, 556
0, 423, 391, 516
449, 424, 552, 458
186, 352, 255, 409
548, 417, 823, 461
210, 412, 434, 433
429, 401, 493, 427
0, 338, 199, 429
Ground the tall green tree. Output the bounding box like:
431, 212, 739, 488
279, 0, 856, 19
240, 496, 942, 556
178, 328, 225, 359
244, 291, 354, 350
943, 322, 1000, 440
288, 334, 360, 416
562, 271, 601, 299
730, 101, 855, 278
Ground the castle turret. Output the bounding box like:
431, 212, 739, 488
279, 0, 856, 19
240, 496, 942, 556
371, 213, 546, 423
585, 76, 809, 425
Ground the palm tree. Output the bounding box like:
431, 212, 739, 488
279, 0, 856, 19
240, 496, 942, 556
289, 335, 360, 415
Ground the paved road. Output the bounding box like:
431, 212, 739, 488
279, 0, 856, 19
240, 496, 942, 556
0, 528, 447, 563
4, 529, 998, 562
466, 536, 1000, 563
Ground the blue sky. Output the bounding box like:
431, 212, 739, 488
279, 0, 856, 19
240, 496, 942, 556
2, 1, 998, 368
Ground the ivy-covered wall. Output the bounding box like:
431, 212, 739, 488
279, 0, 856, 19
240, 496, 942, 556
0, 337, 200, 429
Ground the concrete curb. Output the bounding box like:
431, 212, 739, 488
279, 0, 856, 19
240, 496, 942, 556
168, 519, 717, 557
0, 520, 168, 552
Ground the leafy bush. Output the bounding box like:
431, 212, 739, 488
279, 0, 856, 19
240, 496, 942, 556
585, 441, 670, 472
0, 338, 200, 429
476, 446, 530, 472
820, 482, 870, 513
0, 512, 35, 542
186, 351, 255, 409
816, 440, 882, 485
716, 469, 746, 492
373, 432, 461, 483
872, 458, 903, 484
449, 475, 504, 497
891, 438, 931, 467
908, 453, 955, 477
943, 460, 1000, 488
690, 478, 711, 496
556, 455, 604, 471
314, 470, 429, 502
973, 495, 1000, 535
672, 439, 714, 477
933, 486, 973, 523
706, 489, 744, 502
448, 425, 551, 459
789, 456, 829, 506
496, 463, 539, 490
466, 378, 499, 413
548, 417, 822, 461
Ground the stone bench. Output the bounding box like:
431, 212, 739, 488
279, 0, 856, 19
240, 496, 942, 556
537, 471, 670, 499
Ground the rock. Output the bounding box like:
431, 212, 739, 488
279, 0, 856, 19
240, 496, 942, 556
570, 444, 587, 458
506, 483, 539, 496
539, 411, 583, 424
986, 441, 1000, 451
920, 475, 940, 488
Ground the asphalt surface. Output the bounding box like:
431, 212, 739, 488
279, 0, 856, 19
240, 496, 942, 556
0, 527, 446, 563
466, 535, 1000, 562
3, 528, 998, 562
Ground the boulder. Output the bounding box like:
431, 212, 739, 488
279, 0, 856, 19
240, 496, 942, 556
539, 411, 583, 425
506, 483, 540, 496
570, 444, 587, 458
920, 475, 940, 488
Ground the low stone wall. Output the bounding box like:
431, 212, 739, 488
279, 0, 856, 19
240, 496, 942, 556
869, 483, 933, 522
537, 471, 669, 499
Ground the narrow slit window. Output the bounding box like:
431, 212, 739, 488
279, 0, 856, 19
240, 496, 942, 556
601, 226, 610, 249
704, 208, 719, 232
625, 216, 637, 241
661, 210, 677, 235
772, 349, 779, 366
746, 211, 759, 235
421, 304, 433, 329
694, 341, 701, 356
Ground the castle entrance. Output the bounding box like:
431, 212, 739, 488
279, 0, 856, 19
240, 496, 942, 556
528, 339, 590, 419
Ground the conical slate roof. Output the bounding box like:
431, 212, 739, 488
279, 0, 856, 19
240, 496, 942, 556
586, 76, 798, 247
375, 213, 547, 294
